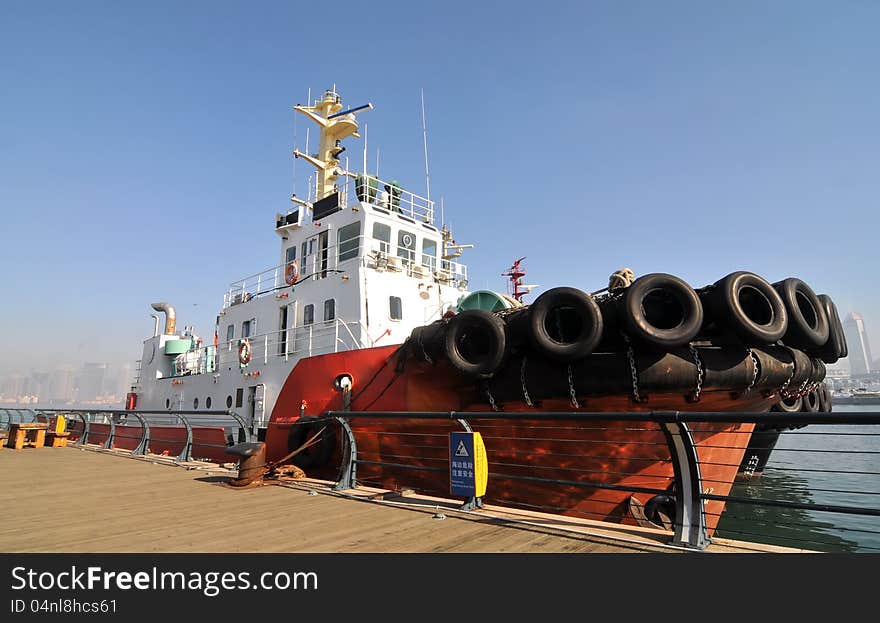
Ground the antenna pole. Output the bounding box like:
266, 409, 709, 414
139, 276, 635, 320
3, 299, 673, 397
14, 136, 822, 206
292, 100, 298, 197
376, 147, 380, 178
421, 88, 431, 203
363, 123, 368, 176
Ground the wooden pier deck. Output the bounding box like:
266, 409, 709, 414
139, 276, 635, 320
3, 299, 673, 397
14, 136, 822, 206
0, 446, 795, 553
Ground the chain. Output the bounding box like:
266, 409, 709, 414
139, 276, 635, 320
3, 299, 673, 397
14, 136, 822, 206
689, 343, 703, 402
794, 378, 810, 398
622, 333, 643, 403
567, 364, 580, 409
484, 382, 500, 412
779, 347, 796, 398
520, 357, 534, 408
416, 334, 432, 364
743, 348, 758, 395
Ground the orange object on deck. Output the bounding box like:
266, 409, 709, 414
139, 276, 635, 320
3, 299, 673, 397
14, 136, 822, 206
6, 423, 48, 450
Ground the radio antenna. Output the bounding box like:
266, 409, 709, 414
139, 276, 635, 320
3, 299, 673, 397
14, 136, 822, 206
304, 88, 311, 158
421, 88, 431, 203
363, 123, 368, 176
292, 98, 298, 197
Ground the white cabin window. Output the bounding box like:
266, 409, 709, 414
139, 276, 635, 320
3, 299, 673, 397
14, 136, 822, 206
303, 304, 314, 326
390, 296, 402, 321
373, 222, 391, 254
397, 230, 416, 265
422, 239, 437, 272
226, 324, 234, 342
338, 222, 360, 262
324, 299, 336, 322
286, 246, 297, 263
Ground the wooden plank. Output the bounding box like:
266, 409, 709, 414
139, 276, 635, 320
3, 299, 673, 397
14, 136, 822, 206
0, 447, 798, 553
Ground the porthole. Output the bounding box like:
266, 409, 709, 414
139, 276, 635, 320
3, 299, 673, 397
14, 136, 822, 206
226, 395, 233, 409
193, 397, 199, 410
206, 397, 212, 409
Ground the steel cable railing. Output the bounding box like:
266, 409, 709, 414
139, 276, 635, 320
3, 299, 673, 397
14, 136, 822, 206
318, 409, 880, 552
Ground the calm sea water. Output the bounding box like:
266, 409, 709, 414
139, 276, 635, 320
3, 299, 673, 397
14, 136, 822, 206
714, 404, 880, 552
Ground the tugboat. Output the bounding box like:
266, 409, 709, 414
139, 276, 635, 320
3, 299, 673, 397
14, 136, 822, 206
108, 87, 844, 534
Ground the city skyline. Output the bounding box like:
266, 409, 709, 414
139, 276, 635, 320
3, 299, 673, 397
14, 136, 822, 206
0, 361, 133, 407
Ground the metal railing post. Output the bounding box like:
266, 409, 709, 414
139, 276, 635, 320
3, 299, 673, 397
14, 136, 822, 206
223, 410, 252, 443
658, 415, 710, 550
129, 413, 150, 456
102, 413, 117, 450
174, 413, 194, 463
78, 412, 92, 446
333, 416, 358, 491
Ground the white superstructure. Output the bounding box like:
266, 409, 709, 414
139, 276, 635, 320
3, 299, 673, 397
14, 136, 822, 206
131, 88, 471, 436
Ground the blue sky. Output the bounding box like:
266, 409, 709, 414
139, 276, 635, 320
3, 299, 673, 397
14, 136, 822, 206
1, 1, 878, 375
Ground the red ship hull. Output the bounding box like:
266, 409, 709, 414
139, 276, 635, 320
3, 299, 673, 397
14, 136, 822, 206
265, 345, 773, 535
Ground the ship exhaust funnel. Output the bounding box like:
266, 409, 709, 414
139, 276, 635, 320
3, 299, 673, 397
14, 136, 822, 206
150, 314, 160, 337
151, 302, 177, 335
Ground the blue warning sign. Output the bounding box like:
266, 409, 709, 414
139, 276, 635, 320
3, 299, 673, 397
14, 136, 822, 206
449, 431, 488, 498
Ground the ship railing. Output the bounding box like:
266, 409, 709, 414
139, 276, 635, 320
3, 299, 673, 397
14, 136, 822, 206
304, 409, 880, 553
132, 359, 142, 385
164, 319, 372, 378
0, 407, 40, 429
339, 174, 434, 224
32, 408, 252, 463
224, 234, 467, 308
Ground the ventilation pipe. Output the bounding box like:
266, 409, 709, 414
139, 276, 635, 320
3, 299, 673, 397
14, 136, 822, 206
150, 314, 160, 337
151, 302, 177, 335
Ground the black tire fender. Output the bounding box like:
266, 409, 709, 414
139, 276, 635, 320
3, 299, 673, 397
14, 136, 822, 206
703, 271, 788, 345
773, 278, 830, 350
286, 417, 336, 469
527, 287, 603, 361
816, 294, 846, 362
771, 395, 803, 413
444, 309, 507, 378
802, 388, 820, 413
621, 273, 703, 349
817, 382, 832, 413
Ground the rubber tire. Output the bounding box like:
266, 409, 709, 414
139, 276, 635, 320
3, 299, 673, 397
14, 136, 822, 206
802, 388, 820, 413
771, 395, 803, 413
773, 278, 829, 350
816, 294, 846, 362
444, 309, 507, 378
287, 418, 336, 469
704, 271, 788, 345
818, 382, 832, 413
621, 273, 703, 349
527, 287, 603, 361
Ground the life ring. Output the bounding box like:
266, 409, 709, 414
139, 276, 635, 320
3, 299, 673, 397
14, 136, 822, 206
238, 340, 252, 365
285, 260, 300, 286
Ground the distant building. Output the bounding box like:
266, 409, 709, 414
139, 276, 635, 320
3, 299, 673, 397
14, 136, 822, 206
843, 312, 873, 377
49, 367, 76, 402
77, 362, 108, 403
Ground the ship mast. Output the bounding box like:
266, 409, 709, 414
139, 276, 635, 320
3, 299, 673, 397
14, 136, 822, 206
292, 88, 373, 205
502, 257, 534, 303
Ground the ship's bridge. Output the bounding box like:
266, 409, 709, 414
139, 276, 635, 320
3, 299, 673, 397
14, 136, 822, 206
224, 174, 467, 309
